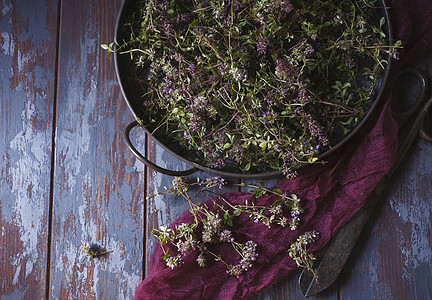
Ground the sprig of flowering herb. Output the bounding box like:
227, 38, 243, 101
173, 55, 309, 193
152, 205, 260, 274
150, 176, 316, 276
105, 0, 402, 177
226, 241, 258, 278
288, 231, 320, 280
80, 241, 113, 259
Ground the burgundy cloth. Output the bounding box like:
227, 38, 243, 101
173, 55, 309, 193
134, 1, 432, 299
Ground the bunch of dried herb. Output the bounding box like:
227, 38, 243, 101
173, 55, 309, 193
149, 177, 319, 277
104, 0, 401, 177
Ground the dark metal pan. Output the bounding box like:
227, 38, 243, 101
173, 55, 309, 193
114, 0, 393, 178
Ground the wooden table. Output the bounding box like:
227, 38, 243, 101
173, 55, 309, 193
1, 0, 431, 299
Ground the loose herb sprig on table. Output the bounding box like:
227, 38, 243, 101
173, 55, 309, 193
150, 177, 320, 277
80, 241, 113, 259
104, 0, 401, 177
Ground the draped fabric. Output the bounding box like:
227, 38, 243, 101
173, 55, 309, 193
134, 1, 432, 298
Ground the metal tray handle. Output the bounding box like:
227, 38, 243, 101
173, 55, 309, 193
124, 121, 198, 176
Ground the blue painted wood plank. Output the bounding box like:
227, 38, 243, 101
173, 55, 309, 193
48, 0, 146, 299
0, 0, 58, 298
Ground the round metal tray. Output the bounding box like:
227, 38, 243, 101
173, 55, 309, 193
115, 0, 393, 178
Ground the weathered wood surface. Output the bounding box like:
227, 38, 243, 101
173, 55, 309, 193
0, 1, 57, 298
48, 0, 145, 299
1, 0, 431, 299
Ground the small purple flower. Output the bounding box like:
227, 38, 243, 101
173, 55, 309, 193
289, 216, 300, 230
219, 229, 234, 243
269, 205, 282, 215
166, 255, 182, 269
262, 110, 277, 124
205, 177, 226, 189
278, 216, 289, 227
256, 38, 268, 55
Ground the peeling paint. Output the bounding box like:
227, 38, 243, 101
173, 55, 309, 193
1, 32, 15, 55
363, 252, 391, 299
12, 265, 21, 286
391, 185, 432, 280
0, 0, 57, 298
1, 1, 12, 17
389, 141, 432, 281
7, 99, 49, 271
49, 1, 145, 298
105, 239, 142, 300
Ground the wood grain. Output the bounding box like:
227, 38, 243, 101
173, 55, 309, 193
48, 0, 146, 299
0, 0, 58, 298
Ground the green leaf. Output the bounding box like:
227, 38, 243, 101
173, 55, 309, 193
308, 157, 318, 163
224, 210, 233, 226
162, 249, 170, 260
273, 199, 283, 207
273, 188, 283, 195
135, 117, 145, 125
269, 215, 275, 223
285, 200, 294, 207
340, 117, 353, 126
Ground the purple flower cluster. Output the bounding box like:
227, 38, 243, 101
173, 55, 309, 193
227, 241, 258, 277
292, 231, 320, 254
303, 114, 329, 150
219, 229, 235, 243
261, 110, 277, 125
203, 176, 227, 189
166, 255, 182, 269
275, 58, 294, 80
202, 212, 223, 243
176, 239, 196, 256
256, 38, 268, 55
